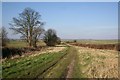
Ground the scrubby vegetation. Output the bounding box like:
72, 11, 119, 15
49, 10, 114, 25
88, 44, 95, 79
2, 40, 46, 58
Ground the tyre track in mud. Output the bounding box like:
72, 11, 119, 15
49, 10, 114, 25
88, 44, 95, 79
35, 48, 69, 78
66, 59, 75, 78
37, 46, 77, 78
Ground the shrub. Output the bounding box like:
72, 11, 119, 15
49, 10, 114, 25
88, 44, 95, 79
43, 29, 59, 46
73, 40, 77, 43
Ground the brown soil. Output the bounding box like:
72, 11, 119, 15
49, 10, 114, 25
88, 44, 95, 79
66, 59, 75, 78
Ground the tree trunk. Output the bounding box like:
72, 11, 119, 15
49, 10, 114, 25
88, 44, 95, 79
32, 35, 37, 48
28, 36, 32, 47
33, 41, 37, 48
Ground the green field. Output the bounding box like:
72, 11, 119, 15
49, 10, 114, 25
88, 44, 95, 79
6, 40, 46, 48
3, 47, 68, 78
3, 46, 79, 78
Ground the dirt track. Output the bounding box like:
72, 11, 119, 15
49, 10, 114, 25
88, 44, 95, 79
66, 59, 75, 78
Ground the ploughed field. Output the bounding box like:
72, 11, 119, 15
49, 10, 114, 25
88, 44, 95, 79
2, 40, 119, 78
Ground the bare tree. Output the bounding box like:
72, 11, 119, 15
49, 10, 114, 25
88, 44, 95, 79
32, 26, 44, 47
10, 8, 44, 47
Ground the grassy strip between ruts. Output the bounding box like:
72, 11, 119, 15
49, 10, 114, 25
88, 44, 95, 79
71, 47, 85, 78
2, 47, 68, 78
39, 47, 77, 78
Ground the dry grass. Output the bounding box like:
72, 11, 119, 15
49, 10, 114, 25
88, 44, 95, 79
29, 46, 66, 58
75, 46, 118, 78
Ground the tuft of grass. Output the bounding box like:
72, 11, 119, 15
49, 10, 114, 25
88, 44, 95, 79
97, 55, 106, 59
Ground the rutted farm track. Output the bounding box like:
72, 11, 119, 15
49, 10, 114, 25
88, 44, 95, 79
2, 45, 119, 78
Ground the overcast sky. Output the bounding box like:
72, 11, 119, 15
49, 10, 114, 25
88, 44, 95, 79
2, 2, 118, 39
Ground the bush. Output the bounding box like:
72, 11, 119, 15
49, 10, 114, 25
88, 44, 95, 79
66, 41, 70, 43
2, 47, 23, 58
73, 40, 77, 43
43, 29, 59, 46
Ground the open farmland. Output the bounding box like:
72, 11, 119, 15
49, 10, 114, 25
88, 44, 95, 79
67, 40, 119, 51
77, 40, 118, 44
2, 2, 119, 79
6, 40, 46, 48
2, 40, 119, 78
64, 39, 118, 44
